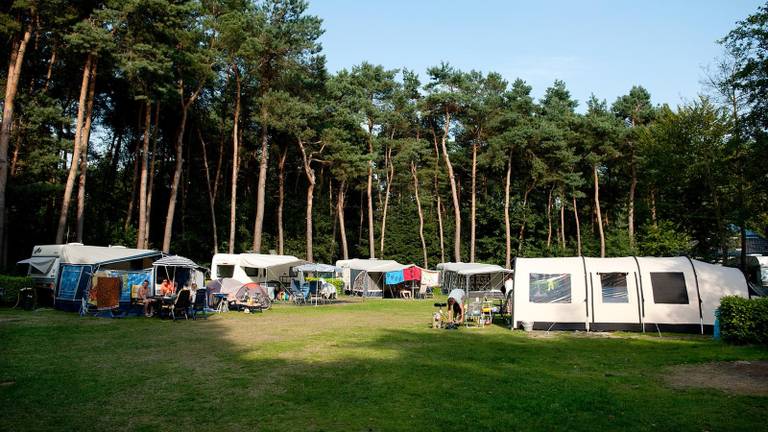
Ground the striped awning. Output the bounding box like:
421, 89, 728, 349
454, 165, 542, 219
153, 255, 203, 269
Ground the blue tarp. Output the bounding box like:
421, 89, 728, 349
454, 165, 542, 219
385, 270, 404, 285
107, 270, 152, 303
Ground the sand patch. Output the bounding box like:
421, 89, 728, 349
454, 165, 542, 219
665, 361, 768, 396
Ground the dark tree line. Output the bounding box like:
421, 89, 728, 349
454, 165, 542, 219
1, 0, 766, 270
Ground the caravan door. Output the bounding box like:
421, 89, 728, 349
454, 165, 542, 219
584, 257, 643, 331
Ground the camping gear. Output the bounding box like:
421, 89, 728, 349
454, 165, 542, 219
167, 289, 192, 320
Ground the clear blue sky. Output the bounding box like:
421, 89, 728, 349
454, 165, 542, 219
308, 0, 764, 110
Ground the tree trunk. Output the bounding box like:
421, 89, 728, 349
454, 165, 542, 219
55, 53, 93, 244
518, 181, 535, 254
337, 180, 349, 260
573, 195, 581, 256
124, 139, 140, 230
252, 105, 270, 252
136, 98, 151, 249
470, 143, 477, 262
0, 21, 32, 256
594, 164, 606, 258
162, 84, 201, 253
628, 151, 637, 248
546, 186, 554, 250
432, 131, 445, 264
297, 139, 316, 262
76, 60, 97, 242
559, 193, 566, 250
504, 155, 512, 268
198, 129, 218, 253
411, 161, 428, 268
440, 111, 461, 262
43, 42, 56, 93
650, 187, 658, 227
228, 68, 241, 254
379, 145, 393, 257
144, 102, 160, 248
276, 147, 287, 255
366, 132, 376, 258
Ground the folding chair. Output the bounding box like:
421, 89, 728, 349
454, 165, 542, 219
191, 288, 208, 320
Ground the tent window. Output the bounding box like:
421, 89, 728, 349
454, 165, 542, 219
600, 273, 629, 303
529, 273, 571, 303
650, 272, 689, 304
217, 265, 234, 278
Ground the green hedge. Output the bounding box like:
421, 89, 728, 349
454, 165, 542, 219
718, 296, 768, 344
306, 277, 344, 296
0, 274, 33, 305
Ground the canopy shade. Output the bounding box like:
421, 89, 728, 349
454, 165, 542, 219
17, 256, 56, 274
153, 255, 205, 270
293, 263, 340, 273
336, 258, 406, 273
438, 262, 511, 275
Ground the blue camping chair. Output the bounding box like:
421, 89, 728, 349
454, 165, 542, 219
289, 280, 308, 305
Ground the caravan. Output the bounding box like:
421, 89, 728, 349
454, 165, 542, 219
18, 244, 161, 311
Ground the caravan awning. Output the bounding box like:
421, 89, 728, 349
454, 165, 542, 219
293, 263, 340, 273
239, 254, 305, 269
439, 262, 511, 275
17, 257, 56, 274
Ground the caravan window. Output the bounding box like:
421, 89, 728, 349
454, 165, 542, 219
243, 267, 262, 278
650, 272, 689, 304
600, 273, 629, 303
217, 265, 234, 278
529, 273, 571, 303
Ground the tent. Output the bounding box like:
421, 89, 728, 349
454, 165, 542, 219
18, 244, 161, 311
152, 255, 207, 296
211, 253, 306, 296
437, 262, 512, 296
511, 256, 748, 333
336, 259, 406, 297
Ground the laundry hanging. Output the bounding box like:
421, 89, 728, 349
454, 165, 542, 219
385, 270, 405, 285
403, 266, 422, 281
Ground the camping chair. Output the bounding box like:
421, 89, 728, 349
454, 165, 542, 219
191, 288, 208, 320
417, 284, 434, 299
289, 280, 308, 305
308, 280, 327, 305
464, 300, 484, 328
170, 289, 192, 321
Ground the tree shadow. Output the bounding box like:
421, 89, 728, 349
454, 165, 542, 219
1, 308, 768, 431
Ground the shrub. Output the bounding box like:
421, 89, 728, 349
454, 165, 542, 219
0, 274, 34, 306
306, 277, 344, 296
718, 295, 768, 344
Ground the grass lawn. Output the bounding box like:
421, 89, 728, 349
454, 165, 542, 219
1, 298, 767, 431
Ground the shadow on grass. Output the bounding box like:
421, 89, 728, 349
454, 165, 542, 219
1, 307, 767, 432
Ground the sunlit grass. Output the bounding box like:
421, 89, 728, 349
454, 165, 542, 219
1, 299, 767, 431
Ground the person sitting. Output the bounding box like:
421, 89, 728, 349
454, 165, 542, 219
160, 279, 175, 297
446, 288, 465, 325
137, 280, 156, 317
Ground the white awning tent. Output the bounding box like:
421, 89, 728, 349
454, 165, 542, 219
511, 256, 748, 333
211, 253, 306, 286
336, 259, 407, 297
152, 255, 207, 295
438, 262, 512, 295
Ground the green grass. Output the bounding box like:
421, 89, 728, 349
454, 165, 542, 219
1, 298, 767, 431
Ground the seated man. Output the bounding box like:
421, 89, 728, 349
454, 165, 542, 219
446, 288, 465, 325
137, 280, 155, 317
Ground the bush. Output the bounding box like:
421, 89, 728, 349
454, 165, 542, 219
306, 277, 344, 296
0, 274, 34, 306
718, 296, 768, 344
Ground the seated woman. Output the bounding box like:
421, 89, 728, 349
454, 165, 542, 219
137, 280, 156, 317
446, 288, 465, 325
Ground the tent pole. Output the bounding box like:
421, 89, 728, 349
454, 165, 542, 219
632, 256, 646, 333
